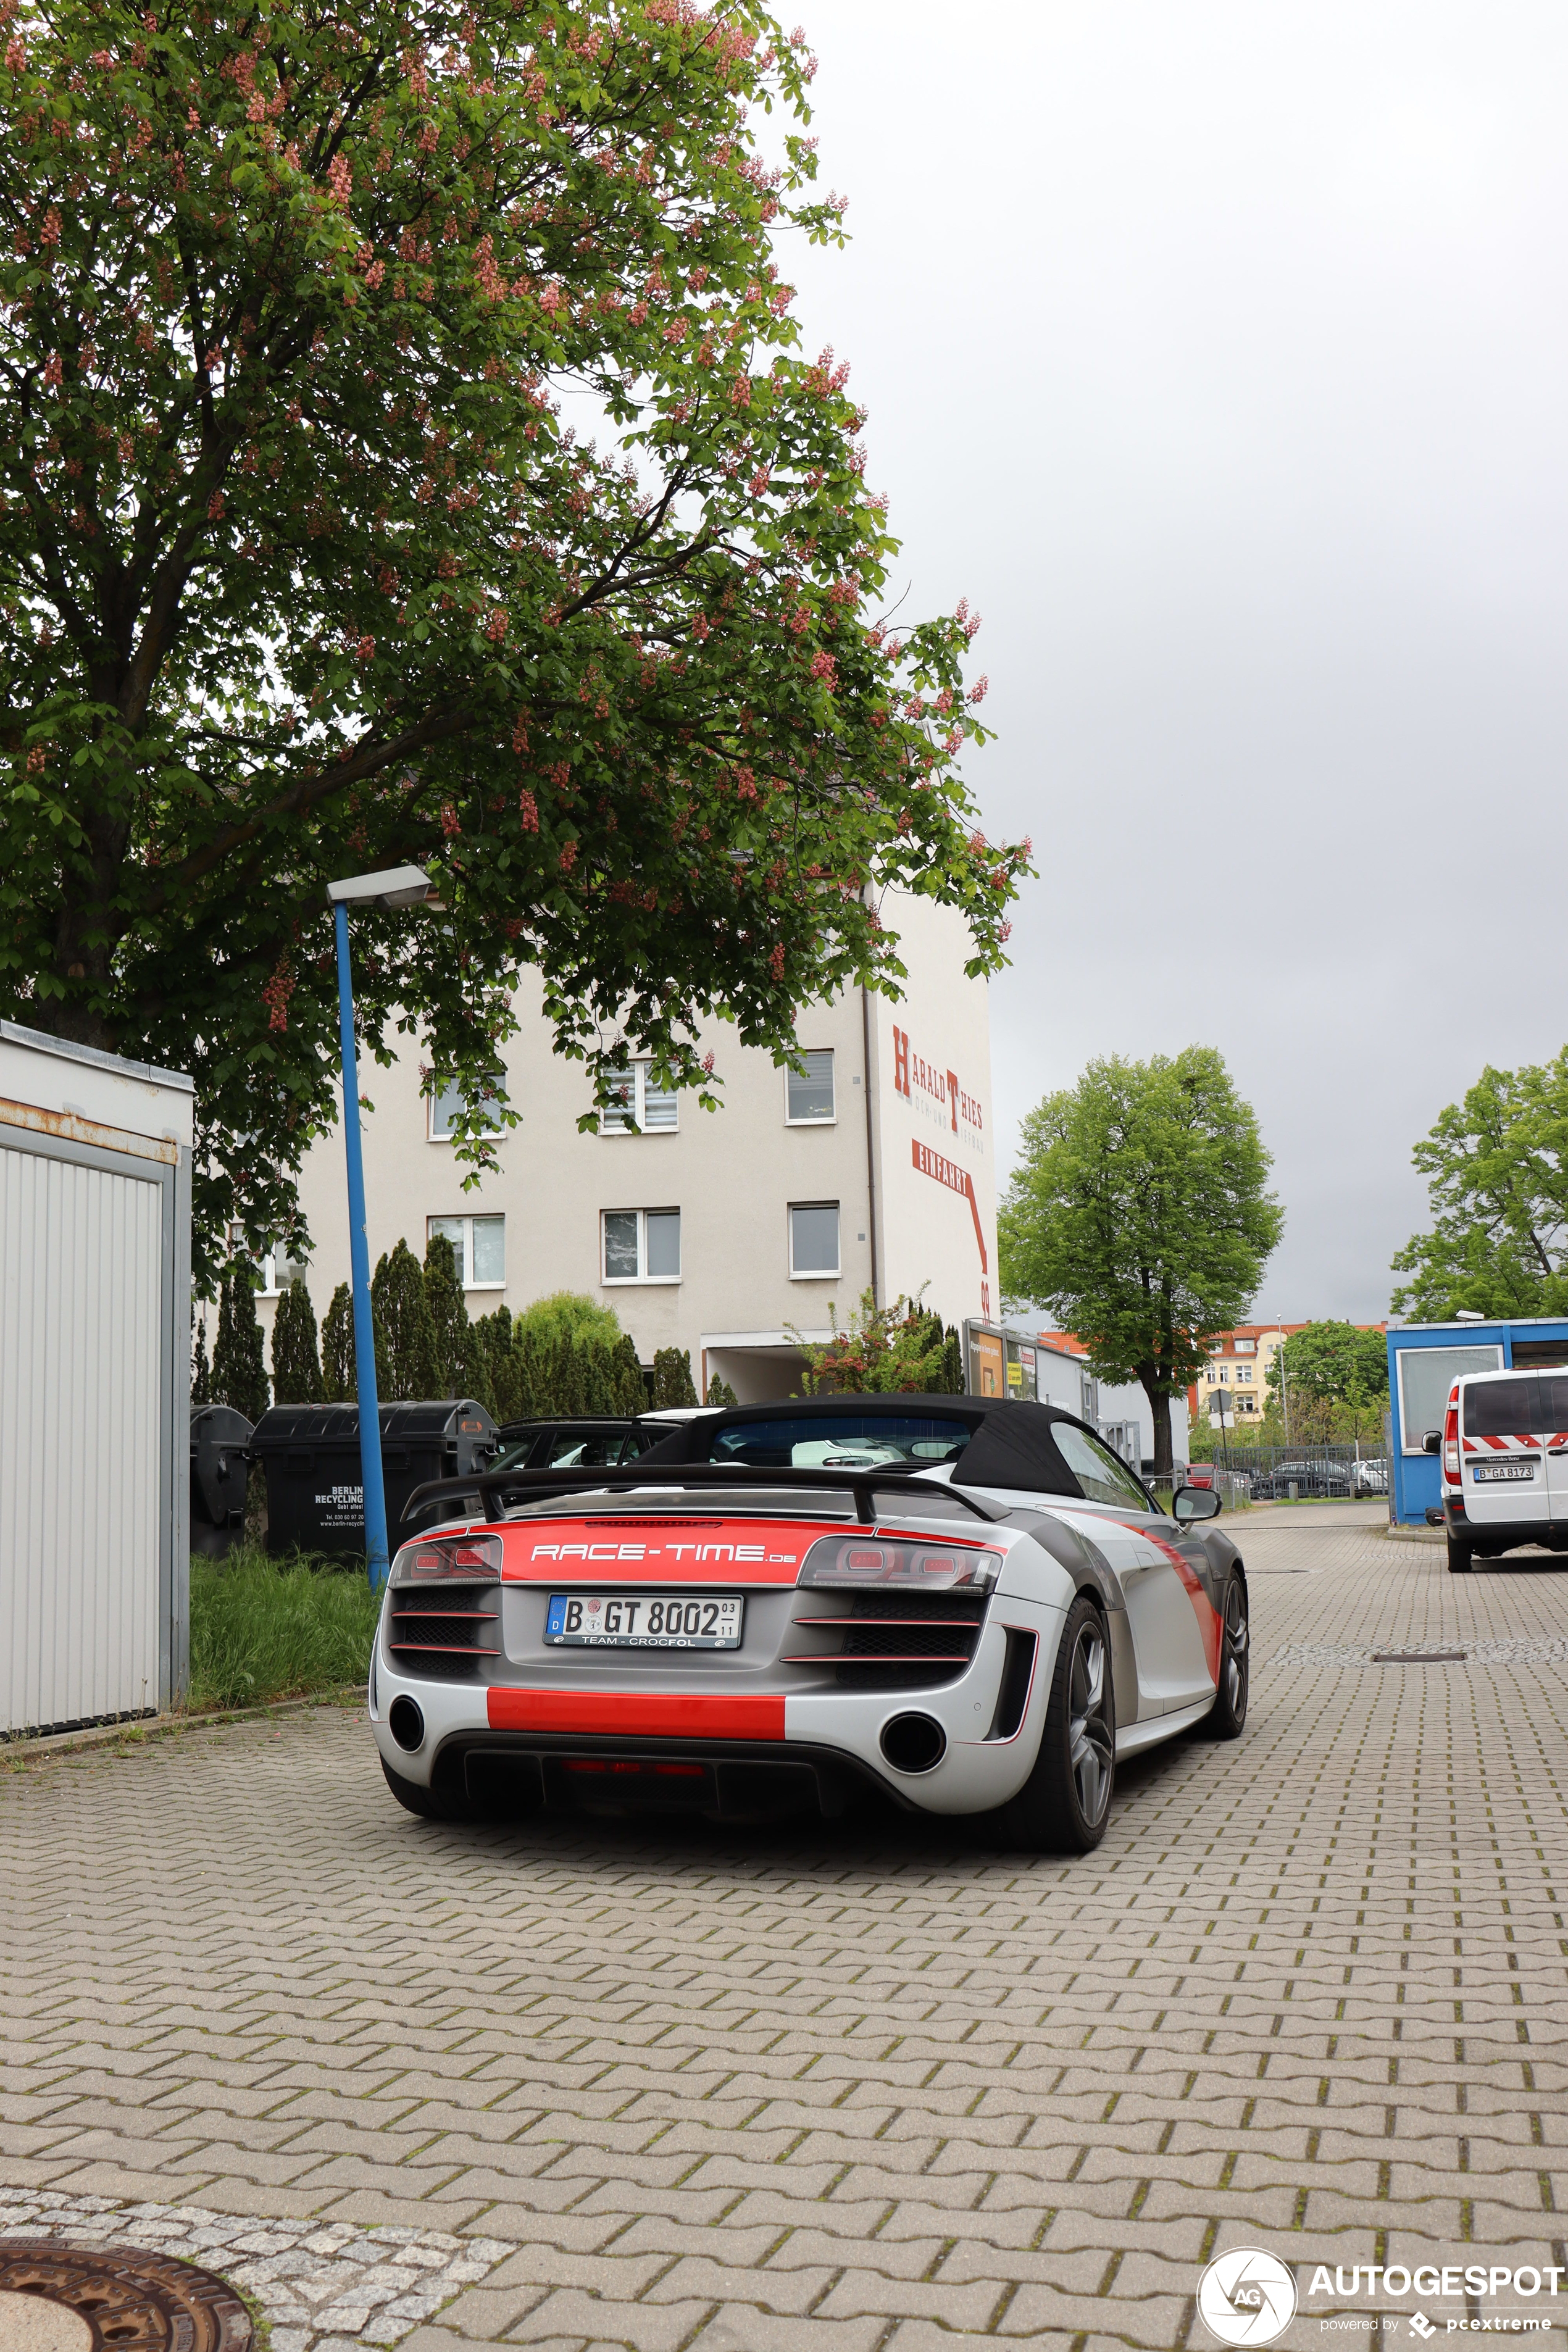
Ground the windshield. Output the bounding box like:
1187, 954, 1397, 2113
707, 1414, 972, 1469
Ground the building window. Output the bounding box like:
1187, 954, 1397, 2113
429, 1075, 507, 1141
603, 1207, 681, 1283
789, 1201, 840, 1278
601, 1063, 678, 1134
427, 1214, 506, 1289
1233, 1338, 1256, 1354
786, 1049, 835, 1124
1235, 1366, 1252, 1382
227, 1226, 302, 1298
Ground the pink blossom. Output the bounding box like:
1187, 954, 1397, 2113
327, 152, 352, 204
441, 803, 462, 836
969, 675, 988, 704
485, 609, 509, 641
519, 788, 539, 832
809, 650, 837, 690
41, 352, 62, 388
770, 941, 785, 980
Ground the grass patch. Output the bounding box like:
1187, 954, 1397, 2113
188, 1544, 382, 1710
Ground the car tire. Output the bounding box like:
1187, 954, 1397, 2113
993, 1595, 1116, 1854
380, 1756, 475, 1822
1446, 1531, 1474, 1574
1199, 1573, 1249, 1740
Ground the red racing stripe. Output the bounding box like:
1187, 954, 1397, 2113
1104, 1520, 1223, 1685
487, 1688, 786, 1740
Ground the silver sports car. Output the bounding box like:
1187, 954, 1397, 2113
370, 1396, 1249, 1853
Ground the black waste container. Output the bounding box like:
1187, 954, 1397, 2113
190, 1404, 254, 1558
248, 1400, 499, 1560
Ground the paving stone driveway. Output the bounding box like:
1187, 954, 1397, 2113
4, 1503, 1568, 2351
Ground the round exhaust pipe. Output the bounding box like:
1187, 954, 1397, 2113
880, 1713, 946, 1775
388, 1696, 425, 1753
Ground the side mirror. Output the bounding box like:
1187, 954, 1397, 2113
1422, 1430, 1442, 1454
1173, 1485, 1222, 1522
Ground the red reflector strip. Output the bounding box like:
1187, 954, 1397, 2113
488, 1689, 785, 1741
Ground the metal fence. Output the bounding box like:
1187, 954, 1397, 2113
1191, 1441, 1388, 1501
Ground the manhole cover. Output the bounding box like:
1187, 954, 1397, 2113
0, 2245, 251, 2352
1372, 1649, 1466, 1664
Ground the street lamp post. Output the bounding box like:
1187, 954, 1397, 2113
327, 865, 434, 1588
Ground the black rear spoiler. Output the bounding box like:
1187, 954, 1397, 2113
398, 1461, 1009, 1532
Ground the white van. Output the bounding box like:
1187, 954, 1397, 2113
1428, 1366, 1568, 1572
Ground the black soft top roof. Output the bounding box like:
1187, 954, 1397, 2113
637, 1393, 1091, 1500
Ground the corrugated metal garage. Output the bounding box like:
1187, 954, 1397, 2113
0, 1022, 193, 1738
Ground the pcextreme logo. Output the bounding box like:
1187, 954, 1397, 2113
1197, 2248, 1298, 2345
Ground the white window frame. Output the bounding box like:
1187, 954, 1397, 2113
227, 1225, 299, 1298
788, 1200, 841, 1281
428, 1074, 507, 1142
601, 1207, 682, 1285
600, 1062, 679, 1135
427, 1214, 506, 1291
785, 1048, 836, 1126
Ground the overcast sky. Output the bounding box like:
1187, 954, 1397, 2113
782, 2, 1568, 1322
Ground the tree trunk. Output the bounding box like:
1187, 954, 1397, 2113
1139, 1373, 1174, 1482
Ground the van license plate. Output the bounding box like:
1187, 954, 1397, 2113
1471, 1464, 1535, 1482
545, 1594, 744, 1648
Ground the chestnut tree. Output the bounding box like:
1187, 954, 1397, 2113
0, 0, 1025, 1285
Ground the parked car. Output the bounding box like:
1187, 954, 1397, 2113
491, 1417, 654, 1472
1184, 1462, 1217, 1490
371, 1395, 1251, 1856
1352, 1457, 1388, 1496
1250, 1458, 1354, 1501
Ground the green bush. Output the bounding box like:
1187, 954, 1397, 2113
188, 1547, 381, 1710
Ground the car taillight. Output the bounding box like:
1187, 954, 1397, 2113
1442, 1401, 1461, 1484
797, 1536, 1003, 1591
390, 1533, 504, 1585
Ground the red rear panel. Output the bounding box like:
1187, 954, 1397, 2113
488, 1688, 786, 1740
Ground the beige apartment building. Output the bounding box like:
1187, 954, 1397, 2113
265, 891, 999, 1403
1188, 1322, 1387, 1425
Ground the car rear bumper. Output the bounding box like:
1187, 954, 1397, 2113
370, 1599, 1065, 1819
1445, 1500, 1568, 1552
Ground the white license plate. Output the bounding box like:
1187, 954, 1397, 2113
544, 1593, 744, 1648
1471, 1463, 1535, 1482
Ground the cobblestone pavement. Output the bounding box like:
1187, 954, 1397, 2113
4, 1502, 1567, 2351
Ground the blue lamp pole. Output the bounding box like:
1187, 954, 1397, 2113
327, 864, 433, 1589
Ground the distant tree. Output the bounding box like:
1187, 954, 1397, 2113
998, 1049, 1283, 1480
472, 1307, 519, 1421
211, 1269, 270, 1423
321, 1283, 356, 1405
1267, 1322, 1387, 1410
372, 1239, 436, 1402
706, 1372, 740, 1409
453, 1319, 498, 1417
1390, 1054, 1568, 1320
191, 1315, 211, 1408
651, 1348, 699, 1409
423, 1232, 469, 1396
615, 1334, 650, 1415
270, 1278, 324, 1404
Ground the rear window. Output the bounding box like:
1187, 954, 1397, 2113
1467, 1374, 1568, 1435
707, 1414, 972, 1468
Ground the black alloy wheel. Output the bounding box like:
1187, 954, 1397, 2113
995, 1593, 1116, 1854
1201, 1573, 1249, 1739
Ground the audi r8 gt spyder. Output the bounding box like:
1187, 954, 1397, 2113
369, 1396, 1249, 1854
